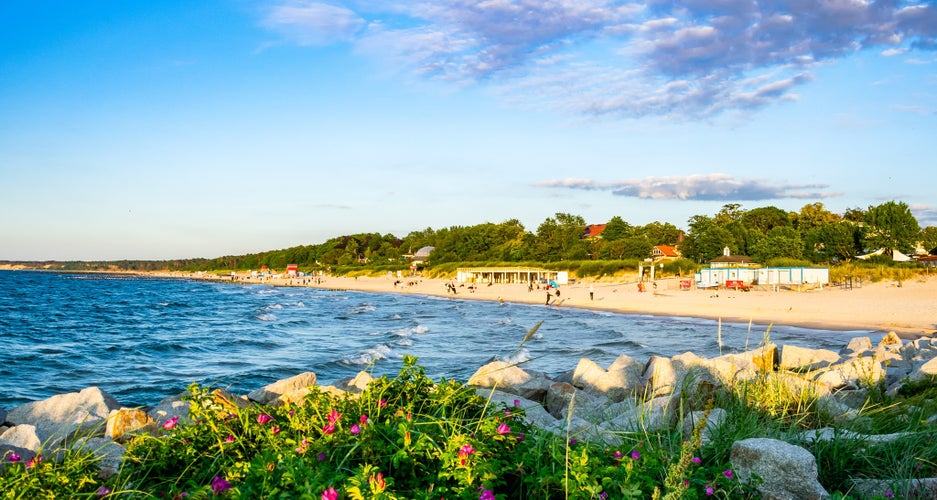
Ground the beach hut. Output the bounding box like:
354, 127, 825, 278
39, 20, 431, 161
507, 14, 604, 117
286, 264, 299, 277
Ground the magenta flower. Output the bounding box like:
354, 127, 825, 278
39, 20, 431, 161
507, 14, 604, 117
569, 439, 577, 445
162, 416, 179, 430
692, 456, 702, 465
613, 450, 623, 459
723, 469, 733, 479
321, 487, 339, 500
96, 486, 111, 497
705, 484, 714, 496
496, 423, 511, 435
479, 489, 495, 500
350, 424, 361, 435
317, 453, 327, 461
327, 409, 341, 424
322, 422, 336, 435
459, 444, 476, 465
630, 450, 641, 460
513, 399, 520, 407
257, 413, 274, 425
7, 453, 20, 462
599, 492, 609, 500
272, 426, 280, 435
516, 433, 525, 442
884, 491, 894, 498
379, 398, 387, 408
211, 476, 232, 495
26, 455, 41, 468
225, 435, 235, 443
359, 414, 369, 426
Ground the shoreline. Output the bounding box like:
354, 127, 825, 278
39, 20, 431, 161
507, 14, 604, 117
3, 266, 933, 338
161, 270, 936, 339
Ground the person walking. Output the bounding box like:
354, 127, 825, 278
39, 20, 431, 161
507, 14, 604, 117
589, 284, 594, 301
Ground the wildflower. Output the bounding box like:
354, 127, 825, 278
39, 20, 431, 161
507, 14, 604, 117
26, 455, 41, 468
317, 453, 327, 461
599, 493, 608, 500
459, 444, 476, 465
296, 438, 309, 454
350, 424, 361, 435
504, 408, 511, 416
272, 426, 280, 435
327, 409, 341, 424
225, 435, 235, 443
613, 450, 623, 459
359, 414, 369, 426
479, 489, 495, 500
7, 453, 20, 462
884, 491, 894, 499
321, 487, 339, 500
692, 456, 702, 465
705, 484, 714, 496
513, 399, 520, 407
496, 423, 511, 435
723, 469, 733, 479
257, 413, 274, 425
569, 439, 577, 446
379, 398, 387, 408
162, 416, 179, 430
322, 422, 336, 435
630, 450, 641, 460
289, 409, 296, 418
516, 433, 525, 442
211, 476, 232, 495
369, 472, 386, 493
96, 486, 111, 497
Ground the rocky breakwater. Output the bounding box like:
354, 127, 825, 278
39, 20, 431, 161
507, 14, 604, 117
2, 334, 936, 498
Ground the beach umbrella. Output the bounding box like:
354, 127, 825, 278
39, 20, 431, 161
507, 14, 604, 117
549, 280, 559, 288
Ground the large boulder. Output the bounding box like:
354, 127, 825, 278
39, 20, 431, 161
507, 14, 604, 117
333, 371, 374, 394
247, 372, 318, 406
0, 424, 41, 466
477, 389, 558, 430
731, 438, 829, 500
467, 361, 552, 402
908, 357, 937, 383
543, 382, 605, 421
571, 355, 642, 402
682, 408, 727, 445
840, 337, 873, 357
850, 478, 937, 499
106, 408, 157, 443
814, 357, 884, 390
147, 393, 189, 427
642, 356, 679, 397
70, 436, 124, 479
780, 345, 840, 372
604, 396, 674, 433
5, 387, 121, 444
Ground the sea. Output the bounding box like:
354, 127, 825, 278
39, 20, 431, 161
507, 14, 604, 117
0, 270, 882, 409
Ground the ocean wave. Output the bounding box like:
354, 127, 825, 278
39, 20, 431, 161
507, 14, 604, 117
497, 348, 531, 365
256, 313, 278, 322
263, 304, 283, 310
343, 343, 393, 366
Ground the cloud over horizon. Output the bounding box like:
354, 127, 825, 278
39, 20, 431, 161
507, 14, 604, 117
261, 0, 937, 119
536, 174, 842, 201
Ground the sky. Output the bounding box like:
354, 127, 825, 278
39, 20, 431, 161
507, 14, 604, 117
1, 0, 936, 261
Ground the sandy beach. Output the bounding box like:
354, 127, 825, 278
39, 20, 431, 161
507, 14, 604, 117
193, 271, 937, 339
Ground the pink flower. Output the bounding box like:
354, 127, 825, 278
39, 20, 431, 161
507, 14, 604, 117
379, 399, 387, 408
359, 414, 369, 426
630, 450, 641, 460
7, 453, 20, 462
516, 433, 525, 442
692, 456, 702, 465
257, 413, 274, 425
321, 487, 339, 500
513, 399, 520, 407
211, 476, 232, 495
350, 424, 361, 435
369, 472, 386, 492
479, 489, 495, 500
613, 450, 623, 459
96, 486, 111, 497
26, 455, 41, 468
327, 409, 341, 424
884, 491, 894, 498
317, 453, 327, 461
459, 444, 476, 465
296, 438, 309, 454
272, 426, 280, 435
705, 484, 714, 496
723, 469, 733, 479
322, 422, 336, 435
162, 416, 179, 430
225, 435, 235, 443
496, 423, 510, 435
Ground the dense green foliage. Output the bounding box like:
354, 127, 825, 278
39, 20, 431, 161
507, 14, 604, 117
4, 200, 932, 275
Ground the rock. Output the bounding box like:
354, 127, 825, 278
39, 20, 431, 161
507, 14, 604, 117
0, 424, 42, 460
212, 388, 250, 410
879, 331, 902, 346
333, 371, 374, 394
147, 393, 189, 427
106, 409, 157, 442
544, 382, 603, 421
71, 436, 124, 479
841, 337, 872, 356
850, 477, 937, 499
477, 389, 558, 430
642, 356, 678, 397
604, 396, 674, 432
571, 355, 642, 402
5, 387, 121, 444
467, 361, 552, 402
0, 407, 6, 424
731, 438, 829, 500
798, 427, 911, 445
908, 357, 937, 383
780, 345, 840, 371
814, 357, 884, 390
247, 372, 318, 406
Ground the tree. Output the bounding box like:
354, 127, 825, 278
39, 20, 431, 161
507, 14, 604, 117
601, 216, 632, 241
742, 206, 792, 234
921, 226, 937, 254
804, 222, 859, 263
863, 201, 921, 255
534, 213, 587, 261
792, 202, 839, 233
636, 221, 682, 245
750, 226, 803, 262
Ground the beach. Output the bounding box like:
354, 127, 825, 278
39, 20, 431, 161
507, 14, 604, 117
199, 272, 937, 339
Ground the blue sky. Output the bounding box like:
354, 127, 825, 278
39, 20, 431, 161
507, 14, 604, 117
1, 0, 935, 261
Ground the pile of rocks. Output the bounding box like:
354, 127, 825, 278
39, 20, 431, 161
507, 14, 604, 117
2, 333, 935, 498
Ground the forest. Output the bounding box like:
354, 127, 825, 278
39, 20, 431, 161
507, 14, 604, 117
12, 200, 936, 276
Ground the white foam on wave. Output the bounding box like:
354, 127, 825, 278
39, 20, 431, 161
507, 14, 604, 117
256, 313, 278, 322
396, 338, 413, 347
344, 344, 393, 365
412, 324, 429, 334
498, 348, 531, 366
263, 304, 283, 310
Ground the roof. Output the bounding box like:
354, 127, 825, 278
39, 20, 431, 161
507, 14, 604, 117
413, 246, 435, 258
653, 245, 680, 257
710, 255, 753, 264
583, 224, 606, 238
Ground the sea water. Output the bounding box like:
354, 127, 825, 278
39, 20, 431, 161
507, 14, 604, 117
0, 270, 880, 408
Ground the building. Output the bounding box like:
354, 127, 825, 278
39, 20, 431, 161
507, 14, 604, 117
456, 267, 568, 285
652, 245, 680, 261
709, 247, 754, 268
583, 224, 606, 239
286, 264, 299, 277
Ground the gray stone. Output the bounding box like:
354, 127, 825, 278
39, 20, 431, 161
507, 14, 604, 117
682, 408, 726, 445
333, 371, 373, 394
106, 408, 157, 442
605, 396, 674, 432
571, 355, 641, 402
780, 345, 840, 371
147, 393, 189, 427
850, 477, 937, 499
0, 424, 42, 452
731, 438, 829, 500
909, 357, 937, 383
642, 356, 679, 397
814, 356, 884, 390
798, 427, 911, 445
247, 372, 318, 405
475, 389, 557, 430
6, 387, 121, 444
0, 407, 6, 425
841, 336, 873, 356
467, 361, 552, 402
71, 436, 124, 479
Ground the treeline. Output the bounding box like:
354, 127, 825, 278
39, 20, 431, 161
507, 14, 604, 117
8, 200, 935, 274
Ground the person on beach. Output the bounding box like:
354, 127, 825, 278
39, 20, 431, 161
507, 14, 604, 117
589, 284, 594, 301
545, 291, 552, 305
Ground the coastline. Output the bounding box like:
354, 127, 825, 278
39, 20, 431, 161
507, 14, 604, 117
149, 270, 936, 339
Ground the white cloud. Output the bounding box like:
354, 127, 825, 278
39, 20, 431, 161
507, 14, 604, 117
263, 2, 365, 45
537, 174, 842, 201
